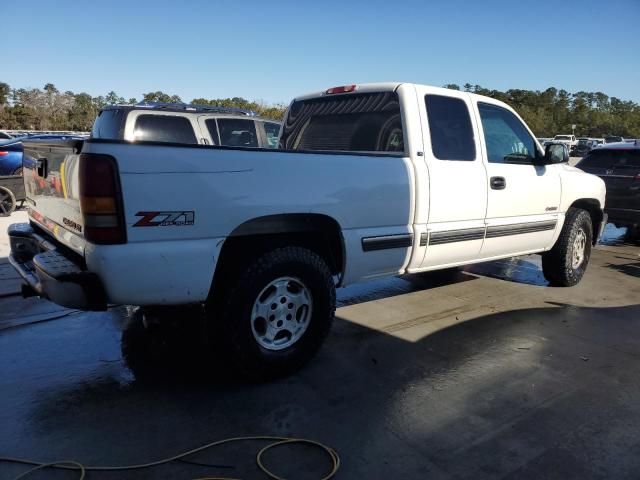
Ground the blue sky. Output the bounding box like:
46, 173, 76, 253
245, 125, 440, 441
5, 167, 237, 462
4, 0, 639, 104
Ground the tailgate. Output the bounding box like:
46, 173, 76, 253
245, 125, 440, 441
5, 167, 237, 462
23, 139, 86, 254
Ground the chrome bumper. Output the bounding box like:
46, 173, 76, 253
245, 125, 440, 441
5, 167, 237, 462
8, 222, 107, 311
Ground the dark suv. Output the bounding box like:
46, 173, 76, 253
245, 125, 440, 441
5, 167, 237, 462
577, 142, 640, 242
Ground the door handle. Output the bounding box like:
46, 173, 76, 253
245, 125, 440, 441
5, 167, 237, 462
490, 176, 506, 190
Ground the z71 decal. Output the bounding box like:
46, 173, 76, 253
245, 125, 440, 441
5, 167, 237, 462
134, 211, 195, 227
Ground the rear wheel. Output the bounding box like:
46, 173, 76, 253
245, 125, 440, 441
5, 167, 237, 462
542, 208, 592, 286
0, 186, 16, 217
208, 246, 336, 380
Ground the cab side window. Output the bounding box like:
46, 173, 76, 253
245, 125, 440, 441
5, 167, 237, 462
478, 103, 537, 164
217, 119, 258, 147
425, 94, 476, 161
263, 122, 281, 148
133, 115, 197, 144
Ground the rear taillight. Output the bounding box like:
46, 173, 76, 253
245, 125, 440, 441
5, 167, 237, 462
0, 150, 8, 156
79, 153, 126, 244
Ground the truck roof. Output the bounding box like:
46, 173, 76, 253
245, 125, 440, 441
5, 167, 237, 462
291, 82, 527, 111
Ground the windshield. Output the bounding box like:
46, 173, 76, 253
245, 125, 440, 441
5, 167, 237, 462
578, 139, 589, 146
605, 136, 623, 143
554, 135, 571, 141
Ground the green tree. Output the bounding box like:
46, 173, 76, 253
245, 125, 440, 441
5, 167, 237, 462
68, 93, 97, 131
0, 82, 10, 105
105, 91, 125, 105
142, 91, 182, 103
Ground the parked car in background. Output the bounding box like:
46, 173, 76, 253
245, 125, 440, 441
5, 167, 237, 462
19, 134, 87, 141
92, 102, 282, 148
0, 139, 24, 176
9, 82, 606, 378
577, 141, 640, 243
571, 138, 598, 157
0, 131, 13, 140
553, 134, 577, 151
605, 135, 624, 144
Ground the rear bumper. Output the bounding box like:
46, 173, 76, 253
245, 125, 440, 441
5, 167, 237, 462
8, 222, 107, 310
605, 208, 640, 227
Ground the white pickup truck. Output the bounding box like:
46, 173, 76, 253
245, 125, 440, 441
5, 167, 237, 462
9, 83, 606, 378
553, 134, 578, 151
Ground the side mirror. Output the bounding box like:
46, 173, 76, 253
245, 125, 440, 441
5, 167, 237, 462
545, 143, 569, 164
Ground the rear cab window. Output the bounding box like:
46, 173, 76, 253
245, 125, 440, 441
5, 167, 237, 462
132, 114, 198, 144
280, 91, 404, 153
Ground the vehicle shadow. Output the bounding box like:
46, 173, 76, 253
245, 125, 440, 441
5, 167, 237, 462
464, 256, 548, 286
14, 302, 640, 478
605, 260, 640, 278
338, 267, 476, 307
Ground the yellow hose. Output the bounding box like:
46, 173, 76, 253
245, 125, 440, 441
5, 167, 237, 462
1, 435, 340, 480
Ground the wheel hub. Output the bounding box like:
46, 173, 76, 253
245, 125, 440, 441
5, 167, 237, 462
572, 229, 587, 269
251, 276, 312, 351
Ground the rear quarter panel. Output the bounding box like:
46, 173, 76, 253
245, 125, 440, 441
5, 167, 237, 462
82, 141, 413, 304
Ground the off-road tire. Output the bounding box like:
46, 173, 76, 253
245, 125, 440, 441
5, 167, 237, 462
210, 246, 336, 381
542, 208, 592, 286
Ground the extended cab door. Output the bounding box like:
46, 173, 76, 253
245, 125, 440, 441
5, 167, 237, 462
473, 99, 561, 258
415, 87, 488, 268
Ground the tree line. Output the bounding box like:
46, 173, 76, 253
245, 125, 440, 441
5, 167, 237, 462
0, 82, 287, 132
444, 83, 640, 138
1, 81, 639, 138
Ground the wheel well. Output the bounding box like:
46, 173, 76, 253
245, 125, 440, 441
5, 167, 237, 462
210, 214, 345, 299
570, 199, 603, 244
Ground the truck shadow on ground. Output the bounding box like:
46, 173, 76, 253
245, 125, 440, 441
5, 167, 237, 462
12, 301, 640, 479
605, 259, 640, 278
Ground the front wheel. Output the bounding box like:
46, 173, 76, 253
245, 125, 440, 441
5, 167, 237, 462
209, 246, 336, 380
542, 208, 593, 286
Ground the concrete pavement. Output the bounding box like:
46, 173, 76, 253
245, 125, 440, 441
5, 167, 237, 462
0, 212, 639, 479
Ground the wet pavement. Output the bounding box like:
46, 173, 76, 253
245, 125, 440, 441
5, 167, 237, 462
1, 215, 640, 479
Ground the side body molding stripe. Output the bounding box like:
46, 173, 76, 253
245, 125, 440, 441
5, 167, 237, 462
428, 227, 485, 245
485, 220, 557, 238
362, 220, 558, 252
361, 234, 413, 252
